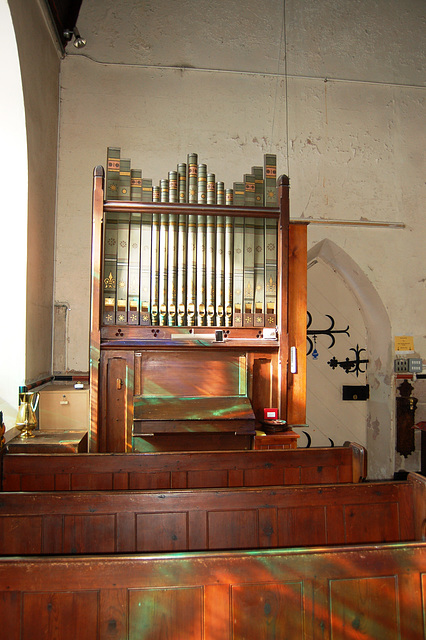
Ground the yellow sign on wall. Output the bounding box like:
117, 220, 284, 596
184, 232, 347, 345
395, 336, 414, 352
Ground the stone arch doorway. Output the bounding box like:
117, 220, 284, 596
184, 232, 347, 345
307, 238, 394, 479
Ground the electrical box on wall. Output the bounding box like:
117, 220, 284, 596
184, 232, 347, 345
394, 358, 423, 373
408, 358, 423, 373
342, 385, 369, 401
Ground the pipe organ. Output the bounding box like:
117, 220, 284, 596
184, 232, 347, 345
90, 166, 307, 452
102, 211, 279, 330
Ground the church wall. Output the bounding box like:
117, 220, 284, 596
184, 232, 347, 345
53, 0, 425, 475
8, 0, 61, 384
56, 0, 426, 367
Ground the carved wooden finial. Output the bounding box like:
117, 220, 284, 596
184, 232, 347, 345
94, 165, 105, 178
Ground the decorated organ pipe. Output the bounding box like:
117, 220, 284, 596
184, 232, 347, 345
102, 209, 278, 329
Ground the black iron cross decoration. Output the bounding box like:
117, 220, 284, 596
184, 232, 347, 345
327, 344, 369, 377
307, 312, 350, 356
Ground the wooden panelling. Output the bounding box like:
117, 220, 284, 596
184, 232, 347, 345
208, 509, 259, 549
132, 432, 252, 452
249, 355, 276, 421
0, 516, 42, 554
300, 464, 342, 484
99, 588, 127, 639
0, 478, 420, 556
1, 444, 366, 491
344, 501, 401, 544
231, 581, 304, 639
129, 587, 203, 638
186, 469, 229, 488
133, 395, 255, 434
137, 350, 245, 397
100, 350, 134, 452
136, 512, 188, 552
408, 472, 426, 540
330, 576, 399, 640
22, 591, 99, 640
64, 514, 117, 554
253, 431, 300, 449
278, 505, 329, 547
0, 544, 425, 639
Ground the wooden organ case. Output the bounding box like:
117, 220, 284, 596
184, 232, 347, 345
89, 166, 307, 452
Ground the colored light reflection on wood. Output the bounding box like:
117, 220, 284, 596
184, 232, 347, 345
0, 543, 424, 638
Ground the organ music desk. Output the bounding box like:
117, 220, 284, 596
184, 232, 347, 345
90, 167, 307, 452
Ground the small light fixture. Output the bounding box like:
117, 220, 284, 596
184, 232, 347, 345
63, 27, 86, 49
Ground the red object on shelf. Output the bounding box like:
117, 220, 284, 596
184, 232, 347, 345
414, 421, 426, 431
264, 408, 278, 420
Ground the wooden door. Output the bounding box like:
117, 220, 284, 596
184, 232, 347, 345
100, 350, 134, 452
307, 259, 368, 447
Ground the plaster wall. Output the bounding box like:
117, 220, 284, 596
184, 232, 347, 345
55, 0, 425, 475
8, 0, 61, 384
0, 0, 27, 420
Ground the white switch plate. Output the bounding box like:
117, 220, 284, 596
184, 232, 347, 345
290, 347, 297, 373
263, 328, 277, 340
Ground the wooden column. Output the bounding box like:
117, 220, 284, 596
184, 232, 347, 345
287, 222, 308, 426
89, 166, 104, 452
277, 175, 289, 419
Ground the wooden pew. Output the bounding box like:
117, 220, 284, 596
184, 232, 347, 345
1, 543, 424, 639
0, 473, 423, 555
1, 442, 367, 491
